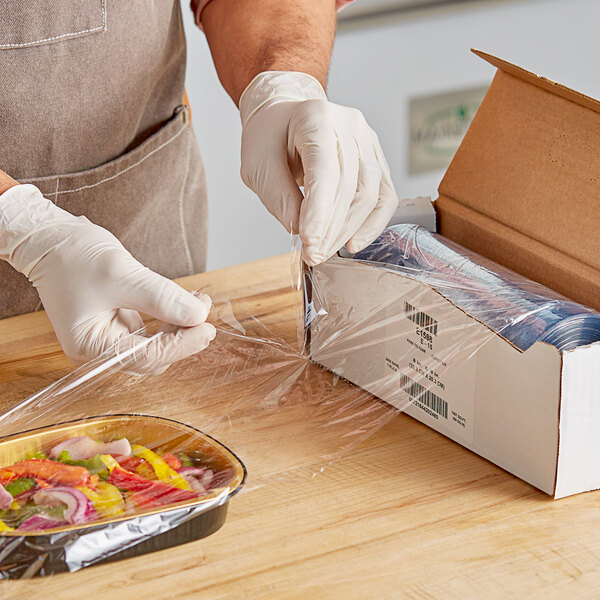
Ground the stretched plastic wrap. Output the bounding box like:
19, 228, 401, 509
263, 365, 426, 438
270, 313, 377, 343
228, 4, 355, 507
0, 225, 598, 579
351, 224, 600, 352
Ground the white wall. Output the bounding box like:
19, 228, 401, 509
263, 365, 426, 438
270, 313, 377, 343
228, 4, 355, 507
182, 0, 600, 271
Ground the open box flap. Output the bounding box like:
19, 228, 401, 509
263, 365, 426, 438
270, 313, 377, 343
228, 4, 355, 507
437, 49, 600, 311
472, 49, 600, 114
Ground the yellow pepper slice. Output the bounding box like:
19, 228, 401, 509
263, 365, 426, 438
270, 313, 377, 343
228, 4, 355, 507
95, 481, 125, 517
99, 454, 119, 472
0, 520, 14, 532
131, 445, 192, 491
77, 485, 101, 504
77, 482, 124, 518
135, 461, 157, 481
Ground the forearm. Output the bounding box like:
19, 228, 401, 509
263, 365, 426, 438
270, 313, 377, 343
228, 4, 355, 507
202, 0, 336, 105
0, 169, 19, 196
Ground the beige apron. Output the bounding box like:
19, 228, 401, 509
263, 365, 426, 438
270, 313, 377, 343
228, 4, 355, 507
0, 0, 207, 319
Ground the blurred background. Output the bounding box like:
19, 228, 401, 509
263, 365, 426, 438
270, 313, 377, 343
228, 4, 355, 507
181, 0, 600, 271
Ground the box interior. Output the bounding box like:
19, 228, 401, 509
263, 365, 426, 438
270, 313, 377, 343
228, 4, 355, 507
436, 49, 600, 311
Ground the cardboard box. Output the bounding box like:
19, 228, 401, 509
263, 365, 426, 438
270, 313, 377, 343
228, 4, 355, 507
309, 50, 600, 498
437, 50, 600, 313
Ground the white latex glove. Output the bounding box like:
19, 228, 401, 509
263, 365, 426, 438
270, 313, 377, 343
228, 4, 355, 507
239, 71, 399, 266
0, 184, 216, 367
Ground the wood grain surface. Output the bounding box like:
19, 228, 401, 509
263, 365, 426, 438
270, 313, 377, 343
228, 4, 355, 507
0, 254, 599, 599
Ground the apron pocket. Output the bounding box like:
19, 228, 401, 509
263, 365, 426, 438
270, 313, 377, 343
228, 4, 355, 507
22, 106, 207, 281
1, 106, 207, 320
0, 0, 106, 50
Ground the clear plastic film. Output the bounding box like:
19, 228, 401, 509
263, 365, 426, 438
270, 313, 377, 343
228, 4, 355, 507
350, 224, 600, 352
0, 224, 599, 579
309, 224, 600, 438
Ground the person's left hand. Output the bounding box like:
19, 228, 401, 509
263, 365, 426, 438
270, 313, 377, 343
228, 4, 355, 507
239, 71, 398, 266
0, 184, 216, 371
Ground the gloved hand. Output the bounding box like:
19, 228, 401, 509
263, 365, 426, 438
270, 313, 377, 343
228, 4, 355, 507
0, 184, 215, 368
239, 71, 398, 266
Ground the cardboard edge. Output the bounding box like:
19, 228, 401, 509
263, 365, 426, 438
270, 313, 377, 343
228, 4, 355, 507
552, 353, 563, 498
471, 48, 600, 114
553, 342, 600, 498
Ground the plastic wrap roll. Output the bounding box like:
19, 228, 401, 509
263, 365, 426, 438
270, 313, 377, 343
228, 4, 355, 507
353, 224, 600, 352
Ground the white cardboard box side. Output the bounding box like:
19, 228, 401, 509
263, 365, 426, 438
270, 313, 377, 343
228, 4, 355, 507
555, 343, 600, 498
310, 256, 573, 496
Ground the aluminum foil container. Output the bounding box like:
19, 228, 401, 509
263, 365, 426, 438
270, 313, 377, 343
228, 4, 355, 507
0, 414, 246, 578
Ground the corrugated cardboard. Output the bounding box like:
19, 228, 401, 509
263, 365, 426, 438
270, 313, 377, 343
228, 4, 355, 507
437, 50, 600, 311
309, 51, 600, 498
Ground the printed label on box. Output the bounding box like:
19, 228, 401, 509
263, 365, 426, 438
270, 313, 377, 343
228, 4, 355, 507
385, 292, 477, 443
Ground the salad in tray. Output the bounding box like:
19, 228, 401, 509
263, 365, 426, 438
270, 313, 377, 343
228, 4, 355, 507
0, 435, 232, 533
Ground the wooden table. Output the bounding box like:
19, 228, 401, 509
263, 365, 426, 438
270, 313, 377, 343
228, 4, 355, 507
0, 254, 599, 599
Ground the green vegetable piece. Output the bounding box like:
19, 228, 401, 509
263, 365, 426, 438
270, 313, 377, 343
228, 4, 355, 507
177, 452, 193, 468
25, 450, 48, 460
57, 450, 73, 463
57, 451, 108, 476
5, 478, 36, 498
75, 454, 108, 475
44, 505, 66, 520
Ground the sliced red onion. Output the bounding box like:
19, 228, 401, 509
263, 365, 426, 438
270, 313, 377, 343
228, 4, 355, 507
50, 436, 102, 460
182, 475, 205, 493
177, 467, 214, 494
101, 438, 131, 457
33, 486, 96, 524
50, 435, 131, 460
18, 514, 68, 532
201, 469, 214, 489
0, 485, 12, 510
207, 469, 234, 490
177, 467, 207, 477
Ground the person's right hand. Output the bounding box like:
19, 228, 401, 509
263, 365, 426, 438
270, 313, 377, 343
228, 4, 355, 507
239, 71, 398, 267
0, 184, 215, 368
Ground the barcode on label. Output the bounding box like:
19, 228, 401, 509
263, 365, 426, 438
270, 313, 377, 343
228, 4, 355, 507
404, 302, 438, 335
400, 374, 448, 419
